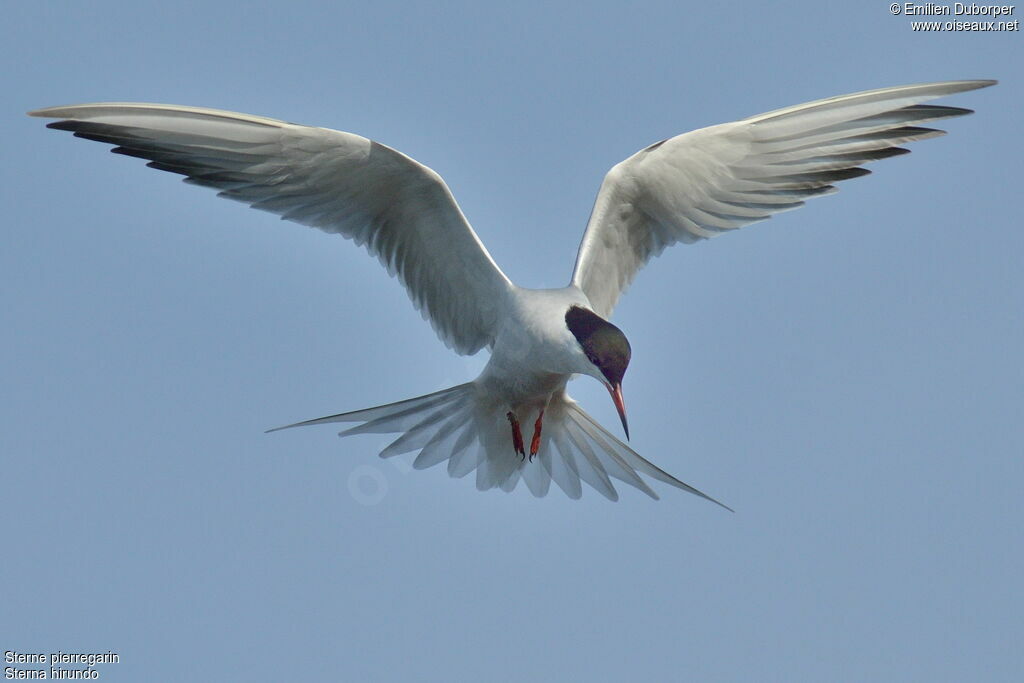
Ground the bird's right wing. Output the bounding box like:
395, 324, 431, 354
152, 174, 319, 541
570, 80, 995, 318
30, 103, 514, 355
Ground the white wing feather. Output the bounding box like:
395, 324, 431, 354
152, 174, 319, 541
571, 80, 996, 318
29, 102, 513, 354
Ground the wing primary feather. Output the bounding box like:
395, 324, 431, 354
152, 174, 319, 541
752, 167, 872, 185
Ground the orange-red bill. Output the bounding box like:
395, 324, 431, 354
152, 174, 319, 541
606, 382, 629, 440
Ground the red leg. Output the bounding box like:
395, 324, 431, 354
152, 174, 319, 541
529, 409, 545, 460
506, 411, 525, 458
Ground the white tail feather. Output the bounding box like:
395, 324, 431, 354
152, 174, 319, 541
269, 383, 731, 508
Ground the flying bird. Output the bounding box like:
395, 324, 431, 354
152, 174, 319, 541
30, 79, 994, 506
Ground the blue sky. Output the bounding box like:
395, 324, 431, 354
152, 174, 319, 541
3, 2, 1020, 680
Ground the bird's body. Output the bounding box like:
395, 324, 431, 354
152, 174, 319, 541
30, 79, 994, 505
484, 286, 590, 404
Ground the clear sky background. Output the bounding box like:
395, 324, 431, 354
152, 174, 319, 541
3, 2, 1020, 681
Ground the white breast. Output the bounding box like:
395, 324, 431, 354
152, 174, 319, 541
477, 285, 595, 406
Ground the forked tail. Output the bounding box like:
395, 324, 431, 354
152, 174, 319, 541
269, 383, 731, 508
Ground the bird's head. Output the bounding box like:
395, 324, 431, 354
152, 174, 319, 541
565, 305, 632, 439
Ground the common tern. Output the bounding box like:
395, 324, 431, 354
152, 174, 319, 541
30, 79, 994, 506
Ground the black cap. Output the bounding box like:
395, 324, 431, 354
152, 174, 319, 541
565, 306, 631, 386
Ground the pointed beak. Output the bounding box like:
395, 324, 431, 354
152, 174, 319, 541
606, 382, 629, 440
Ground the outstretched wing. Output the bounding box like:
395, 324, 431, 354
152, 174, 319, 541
571, 80, 995, 318
30, 103, 514, 354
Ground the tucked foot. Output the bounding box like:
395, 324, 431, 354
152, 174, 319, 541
507, 411, 525, 459
529, 409, 545, 461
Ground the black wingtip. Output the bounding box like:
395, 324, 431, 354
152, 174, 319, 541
45, 120, 79, 131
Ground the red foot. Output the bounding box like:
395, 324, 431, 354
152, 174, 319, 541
529, 409, 544, 461
506, 411, 525, 458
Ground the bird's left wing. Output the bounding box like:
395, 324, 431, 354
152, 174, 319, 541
30, 103, 513, 354
571, 80, 995, 318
